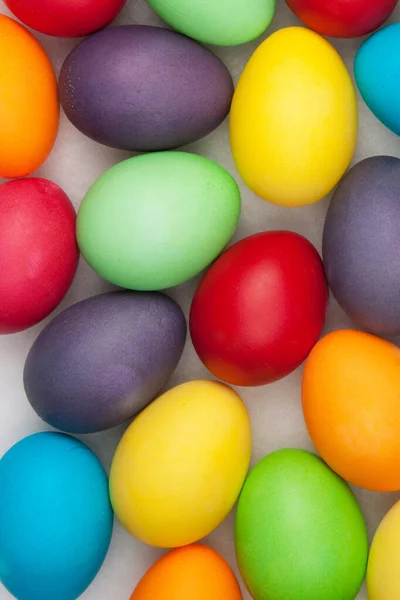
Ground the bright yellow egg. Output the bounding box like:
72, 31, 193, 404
230, 27, 358, 207
109, 380, 252, 548
367, 500, 400, 600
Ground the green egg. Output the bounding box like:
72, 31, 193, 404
145, 0, 276, 46
235, 449, 368, 600
77, 152, 240, 291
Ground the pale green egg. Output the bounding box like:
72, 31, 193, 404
77, 152, 241, 291
146, 0, 276, 46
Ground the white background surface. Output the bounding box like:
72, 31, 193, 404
0, 1, 399, 598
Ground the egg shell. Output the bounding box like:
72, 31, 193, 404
5, 0, 126, 37
236, 449, 368, 600
59, 25, 234, 152
110, 380, 252, 547
190, 231, 328, 387
323, 156, 400, 334
0, 178, 79, 334
145, 0, 275, 46
131, 545, 243, 600
355, 23, 400, 136
0, 432, 113, 600
0, 15, 58, 178
23, 291, 186, 434
302, 329, 400, 492
230, 27, 357, 207
77, 152, 241, 290
368, 500, 400, 600
285, 0, 397, 38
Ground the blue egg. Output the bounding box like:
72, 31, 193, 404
355, 23, 400, 136
0, 432, 113, 600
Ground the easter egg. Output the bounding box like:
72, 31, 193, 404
59, 26, 233, 152
368, 500, 400, 600
4, 0, 126, 37
190, 231, 328, 387
0, 178, 79, 334
110, 380, 252, 547
285, 0, 397, 38
24, 291, 186, 433
303, 329, 400, 492
0, 432, 113, 600
355, 23, 400, 136
323, 156, 400, 335
236, 449, 368, 600
0, 15, 58, 178
77, 152, 240, 290
131, 545, 243, 600
230, 27, 357, 207
145, 0, 275, 46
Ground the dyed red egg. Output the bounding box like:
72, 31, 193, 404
190, 231, 328, 387
0, 178, 79, 334
285, 0, 398, 38
4, 0, 126, 37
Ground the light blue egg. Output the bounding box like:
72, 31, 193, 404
0, 432, 113, 600
355, 23, 400, 136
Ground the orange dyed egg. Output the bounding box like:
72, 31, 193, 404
131, 545, 243, 600
0, 15, 58, 178
302, 329, 400, 492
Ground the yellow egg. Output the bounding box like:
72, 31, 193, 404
367, 500, 400, 600
230, 27, 358, 207
109, 380, 252, 548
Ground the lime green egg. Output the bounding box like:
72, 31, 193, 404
145, 0, 276, 46
77, 152, 240, 291
235, 449, 368, 600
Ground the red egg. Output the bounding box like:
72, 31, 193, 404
285, 0, 398, 38
4, 0, 126, 37
0, 178, 79, 334
190, 231, 328, 387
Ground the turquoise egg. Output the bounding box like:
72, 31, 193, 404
0, 432, 113, 600
355, 23, 400, 136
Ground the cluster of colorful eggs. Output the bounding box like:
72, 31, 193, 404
0, 0, 400, 599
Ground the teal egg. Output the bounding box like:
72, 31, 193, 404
355, 23, 400, 136
0, 432, 113, 600
235, 449, 368, 600
77, 152, 241, 291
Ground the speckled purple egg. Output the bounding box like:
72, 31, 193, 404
23, 291, 186, 433
323, 156, 400, 335
58, 25, 234, 151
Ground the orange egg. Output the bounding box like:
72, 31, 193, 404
130, 545, 243, 600
0, 15, 58, 178
302, 329, 400, 492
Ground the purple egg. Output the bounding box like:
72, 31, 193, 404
59, 25, 234, 151
24, 291, 186, 433
323, 155, 400, 335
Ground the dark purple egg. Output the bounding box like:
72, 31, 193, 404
323, 155, 400, 335
24, 291, 186, 433
58, 25, 234, 151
